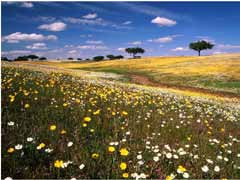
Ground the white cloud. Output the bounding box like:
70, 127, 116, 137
86, 40, 103, 44
117, 47, 126, 52
129, 41, 142, 45
82, 13, 98, 19
212, 51, 227, 55
38, 16, 56, 22
68, 50, 78, 54
2, 32, 57, 43
38, 22, 67, 31
148, 36, 173, 43
2, 50, 32, 56
20, 2, 33, 8
217, 44, 240, 49
63, 17, 107, 26
77, 45, 108, 50
148, 34, 182, 43
26, 43, 47, 50
123, 21, 132, 25
171, 47, 189, 52
151, 16, 176, 27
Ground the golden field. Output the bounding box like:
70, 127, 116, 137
17, 53, 240, 95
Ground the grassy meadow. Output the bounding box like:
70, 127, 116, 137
25, 53, 240, 95
2, 62, 240, 179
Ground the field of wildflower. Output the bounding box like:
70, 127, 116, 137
2, 65, 240, 179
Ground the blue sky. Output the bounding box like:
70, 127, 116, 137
2, 2, 240, 59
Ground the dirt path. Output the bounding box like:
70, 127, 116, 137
130, 74, 240, 99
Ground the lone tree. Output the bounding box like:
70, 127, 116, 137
125, 47, 145, 58
93, 56, 104, 61
68, 57, 74, 60
189, 40, 214, 56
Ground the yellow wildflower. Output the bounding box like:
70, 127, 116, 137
120, 162, 127, 170
82, 123, 87, 127
92, 153, 99, 159
90, 129, 95, 132
166, 174, 175, 180
120, 148, 129, 156
108, 146, 115, 153
54, 160, 64, 168
177, 165, 186, 173
63, 103, 68, 107
50, 125, 57, 131
84, 117, 91, 122
24, 104, 30, 108
60, 129, 66, 134
122, 111, 128, 116
122, 173, 129, 178
37, 143, 46, 150
7, 147, 15, 153
93, 110, 100, 115
112, 112, 116, 116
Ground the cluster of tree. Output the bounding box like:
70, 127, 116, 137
125, 47, 145, 58
67, 55, 124, 61
2, 41, 214, 63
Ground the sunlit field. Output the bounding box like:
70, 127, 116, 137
2, 65, 240, 179
23, 53, 240, 95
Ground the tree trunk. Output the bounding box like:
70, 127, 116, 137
198, 51, 201, 56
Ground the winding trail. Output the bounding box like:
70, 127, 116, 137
130, 74, 240, 100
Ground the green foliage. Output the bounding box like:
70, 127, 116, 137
125, 47, 145, 58
189, 40, 214, 56
93, 56, 104, 61
39, 57, 47, 61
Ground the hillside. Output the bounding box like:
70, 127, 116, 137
18, 53, 240, 95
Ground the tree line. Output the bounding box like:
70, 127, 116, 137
1, 40, 214, 62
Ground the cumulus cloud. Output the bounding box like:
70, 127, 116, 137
171, 47, 189, 52
151, 16, 176, 27
128, 41, 142, 45
38, 22, 67, 31
77, 45, 108, 50
26, 43, 47, 50
2, 32, 57, 43
86, 40, 103, 44
20, 2, 34, 8
122, 21, 132, 25
82, 13, 98, 19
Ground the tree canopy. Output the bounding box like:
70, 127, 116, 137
189, 40, 214, 56
125, 47, 145, 58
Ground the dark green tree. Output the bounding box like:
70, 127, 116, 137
189, 40, 214, 56
68, 57, 74, 60
93, 56, 104, 61
106, 54, 115, 60
39, 57, 47, 61
27, 54, 39, 61
125, 47, 145, 58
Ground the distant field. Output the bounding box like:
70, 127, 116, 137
20, 54, 240, 95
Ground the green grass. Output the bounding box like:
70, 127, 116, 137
2, 66, 240, 179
